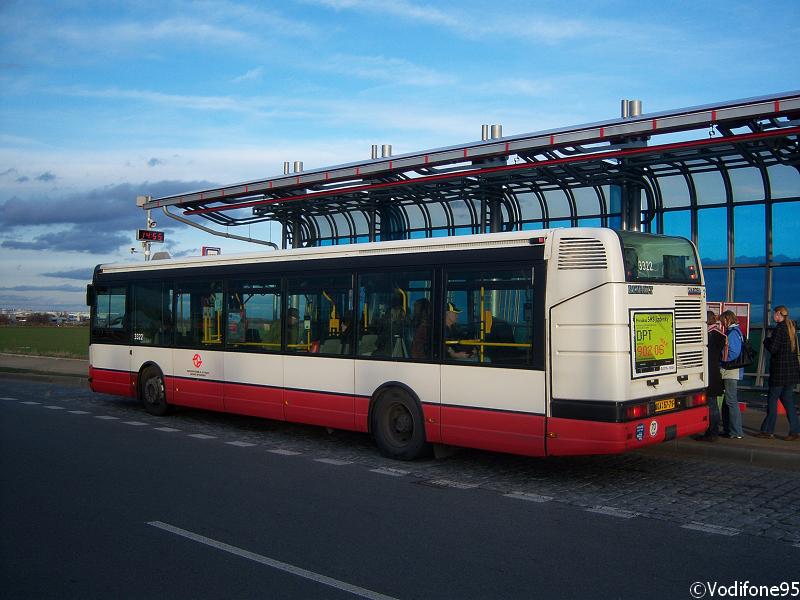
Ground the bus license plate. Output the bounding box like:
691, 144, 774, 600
655, 398, 676, 413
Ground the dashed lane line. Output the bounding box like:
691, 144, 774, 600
154, 427, 181, 432
370, 467, 410, 477
586, 506, 640, 519
315, 458, 353, 466
226, 441, 256, 447
94, 415, 119, 420
68, 410, 90, 414
0, 397, 19, 401
268, 449, 302, 456
123, 421, 149, 426
423, 479, 479, 490
188, 434, 217, 440
20, 401, 41, 405
43, 405, 66, 410
681, 522, 741, 536
504, 492, 554, 503
148, 521, 399, 600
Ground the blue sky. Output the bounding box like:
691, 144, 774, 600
1, 0, 799, 310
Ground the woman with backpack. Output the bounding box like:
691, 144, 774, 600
755, 305, 800, 441
720, 310, 744, 439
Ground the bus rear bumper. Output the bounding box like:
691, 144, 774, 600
545, 406, 708, 456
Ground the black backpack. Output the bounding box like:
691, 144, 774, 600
723, 329, 756, 369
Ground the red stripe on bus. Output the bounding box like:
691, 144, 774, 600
599, 127, 605, 138
545, 406, 707, 456
89, 366, 135, 397
652, 118, 657, 130
285, 388, 356, 430
441, 405, 545, 456
549, 134, 554, 145
711, 110, 717, 122
775, 100, 780, 112
224, 381, 284, 421
463, 148, 468, 158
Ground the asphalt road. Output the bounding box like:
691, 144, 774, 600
1, 382, 798, 599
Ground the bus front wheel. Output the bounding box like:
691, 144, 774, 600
140, 367, 172, 416
372, 388, 429, 461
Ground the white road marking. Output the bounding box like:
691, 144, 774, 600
681, 522, 741, 536
68, 410, 90, 414
21, 401, 41, 405
147, 521, 398, 600
154, 427, 180, 432
370, 467, 409, 477
95, 415, 119, 420
268, 449, 301, 456
123, 421, 148, 426
587, 506, 640, 519
226, 441, 256, 447
43, 405, 65, 410
0, 397, 19, 401
426, 479, 478, 490
315, 458, 353, 466
504, 492, 554, 503
188, 434, 216, 440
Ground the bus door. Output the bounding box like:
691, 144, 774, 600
440, 267, 546, 456
171, 282, 225, 411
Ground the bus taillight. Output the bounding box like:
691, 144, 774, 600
625, 403, 649, 420
688, 392, 707, 407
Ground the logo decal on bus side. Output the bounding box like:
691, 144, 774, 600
192, 353, 203, 368
649, 420, 658, 438
628, 285, 653, 295
635, 424, 645, 441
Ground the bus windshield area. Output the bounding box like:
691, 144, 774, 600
617, 231, 701, 284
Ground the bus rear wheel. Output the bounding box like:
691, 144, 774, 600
372, 388, 429, 460
140, 367, 172, 416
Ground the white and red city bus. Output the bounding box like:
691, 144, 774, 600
87, 228, 709, 460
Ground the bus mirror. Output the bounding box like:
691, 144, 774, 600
86, 284, 94, 307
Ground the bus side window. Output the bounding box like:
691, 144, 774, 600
91, 285, 128, 343
286, 274, 353, 355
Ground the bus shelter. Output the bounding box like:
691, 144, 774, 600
144, 91, 800, 389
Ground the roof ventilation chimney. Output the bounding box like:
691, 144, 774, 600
481, 125, 490, 141
283, 161, 291, 175
371, 145, 379, 159
490, 124, 503, 139
621, 99, 643, 118
293, 161, 303, 173
381, 144, 392, 158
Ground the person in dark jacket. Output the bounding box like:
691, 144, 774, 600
755, 305, 800, 441
699, 311, 726, 441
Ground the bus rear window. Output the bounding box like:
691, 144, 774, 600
617, 231, 700, 284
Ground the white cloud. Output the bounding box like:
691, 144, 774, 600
319, 54, 456, 87
232, 67, 265, 84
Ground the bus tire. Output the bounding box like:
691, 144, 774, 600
140, 366, 172, 416
371, 388, 429, 461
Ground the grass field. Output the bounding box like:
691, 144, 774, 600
0, 326, 89, 358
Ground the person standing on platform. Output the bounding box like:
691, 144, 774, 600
755, 305, 800, 441
720, 310, 744, 439
699, 310, 725, 441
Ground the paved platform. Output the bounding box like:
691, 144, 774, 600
1, 352, 797, 469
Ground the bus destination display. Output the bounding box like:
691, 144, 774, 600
137, 229, 165, 243
630, 310, 676, 378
